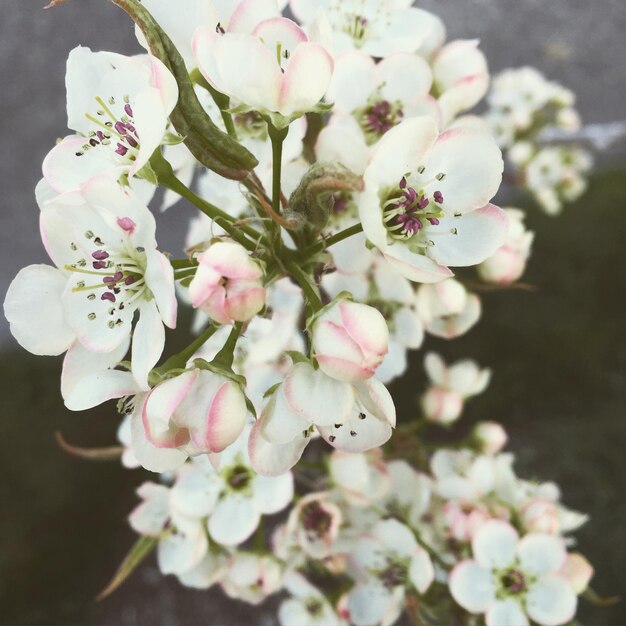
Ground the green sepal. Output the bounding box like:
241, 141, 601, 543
134, 160, 158, 185
263, 382, 282, 399
110, 0, 258, 179
191, 358, 247, 387
162, 131, 186, 146
284, 350, 310, 365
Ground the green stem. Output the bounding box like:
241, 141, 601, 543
268, 123, 289, 250
158, 324, 219, 373
151, 151, 265, 250
300, 222, 364, 259
286, 261, 323, 312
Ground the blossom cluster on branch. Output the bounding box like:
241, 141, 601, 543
3, 0, 603, 624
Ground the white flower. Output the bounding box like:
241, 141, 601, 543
4, 178, 176, 393
472, 421, 508, 456
420, 352, 491, 424
347, 518, 434, 626
311, 298, 389, 382
416, 279, 481, 339
330, 449, 391, 507
193, 16, 333, 121
42, 47, 177, 194
290, 0, 444, 58
189, 240, 266, 324
170, 429, 293, 547
358, 117, 506, 283
249, 361, 396, 475
450, 520, 577, 626
130, 368, 248, 473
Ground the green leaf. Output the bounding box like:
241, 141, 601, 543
110, 0, 258, 179
96, 535, 158, 600
263, 382, 281, 399
284, 350, 309, 365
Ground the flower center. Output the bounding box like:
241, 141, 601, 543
78, 95, 140, 163
65, 218, 150, 328
305, 599, 323, 616
379, 560, 408, 589
360, 99, 404, 142
226, 464, 253, 491
500, 569, 527, 595
382, 170, 447, 241
301, 501, 332, 538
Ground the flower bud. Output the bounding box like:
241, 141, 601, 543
189, 241, 265, 324
312, 300, 389, 382
421, 387, 463, 424
472, 421, 508, 455
559, 553, 594, 594
520, 498, 560, 534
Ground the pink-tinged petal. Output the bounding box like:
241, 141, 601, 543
4, 265, 75, 356
189, 264, 223, 310
433, 39, 488, 92
202, 380, 248, 452
420, 128, 503, 214
517, 534, 567, 576
130, 406, 188, 473
148, 56, 178, 113
248, 418, 310, 476
326, 50, 375, 112
252, 473, 294, 515
315, 355, 373, 382
223, 282, 266, 322
144, 249, 177, 328
449, 560, 496, 613
197, 241, 263, 280
253, 17, 307, 51
472, 520, 519, 569
279, 42, 334, 117
559, 553, 594, 594
228, 0, 281, 33
526, 576, 577, 626
486, 600, 529, 626
357, 378, 396, 427
132, 300, 166, 391
382, 245, 453, 284
283, 362, 354, 426
208, 494, 260, 546
365, 117, 438, 188
143, 370, 198, 446
42, 136, 121, 194
377, 52, 432, 102
260, 385, 310, 444
439, 74, 489, 126
428, 204, 508, 267
129, 87, 168, 177
313, 320, 364, 366
339, 300, 389, 360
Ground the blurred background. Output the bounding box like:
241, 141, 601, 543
0, 0, 624, 624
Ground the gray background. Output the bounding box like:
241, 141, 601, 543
0, 1, 625, 625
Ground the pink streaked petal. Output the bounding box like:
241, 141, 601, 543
204, 381, 247, 452
315, 355, 373, 383
279, 42, 333, 117
228, 0, 281, 33
339, 300, 388, 360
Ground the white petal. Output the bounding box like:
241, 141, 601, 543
260, 386, 311, 444
486, 599, 529, 626
132, 301, 165, 391
326, 50, 374, 112
171, 466, 222, 518
526, 576, 577, 626
348, 581, 394, 626
472, 520, 518, 569
252, 473, 294, 515
248, 419, 310, 476
428, 204, 508, 267
157, 529, 208, 576
409, 549, 435, 594
208, 494, 260, 546
283, 362, 355, 425
279, 42, 334, 116
377, 52, 432, 102
144, 249, 177, 328
517, 534, 567, 576
365, 117, 438, 188
382, 244, 453, 283
449, 560, 496, 613
4, 265, 75, 355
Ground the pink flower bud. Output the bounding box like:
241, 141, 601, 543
472, 421, 508, 455
421, 386, 463, 424
520, 498, 560, 534
312, 300, 389, 382
559, 553, 594, 594
189, 241, 265, 324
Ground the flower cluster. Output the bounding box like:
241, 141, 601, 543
485, 67, 593, 215
3, 0, 603, 623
